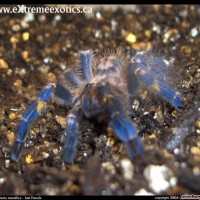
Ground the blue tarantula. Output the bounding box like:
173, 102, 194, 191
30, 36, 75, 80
10, 50, 183, 164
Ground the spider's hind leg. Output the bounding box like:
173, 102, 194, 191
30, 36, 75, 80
151, 79, 183, 111
128, 57, 183, 111
137, 71, 183, 111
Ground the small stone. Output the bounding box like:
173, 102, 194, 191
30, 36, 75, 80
111, 19, 117, 31
144, 30, 152, 38
193, 166, 200, 176
43, 57, 53, 64
134, 188, 154, 195
13, 79, 23, 87
42, 152, 49, 159
22, 32, 30, 41
131, 42, 152, 51
94, 30, 102, 38
102, 162, 115, 176
179, 9, 188, 18
0, 59, 8, 69
7, 69, 13, 76
106, 137, 115, 147
54, 15, 61, 21
12, 24, 20, 32
155, 110, 164, 124
22, 51, 29, 60
25, 154, 33, 164
38, 15, 46, 23
5, 159, 10, 168
24, 12, 35, 22
195, 120, 200, 129
181, 45, 192, 55
174, 148, 180, 155
0, 178, 6, 184
132, 99, 140, 110
190, 27, 198, 37
181, 21, 190, 28
30, 130, 37, 140
7, 131, 15, 145
120, 158, 134, 181
20, 20, 29, 29
144, 164, 177, 194
55, 115, 66, 129
190, 146, 200, 155
163, 28, 179, 43
10, 36, 18, 44
9, 112, 16, 120
47, 72, 56, 82
52, 148, 58, 155
96, 12, 103, 20
125, 33, 137, 44
152, 24, 161, 34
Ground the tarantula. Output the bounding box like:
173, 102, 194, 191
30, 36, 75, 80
10, 50, 183, 164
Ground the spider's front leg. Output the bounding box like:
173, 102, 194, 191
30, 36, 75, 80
109, 112, 144, 159
62, 50, 94, 164
62, 101, 81, 164
86, 83, 145, 160
81, 50, 94, 81
10, 83, 74, 162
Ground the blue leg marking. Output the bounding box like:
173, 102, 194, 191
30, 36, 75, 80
64, 69, 83, 87
157, 80, 183, 111
140, 73, 154, 85
132, 51, 183, 111
63, 103, 80, 164
39, 84, 54, 101
139, 72, 183, 111
81, 50, 93, 81
109, 113, 144, 159
10, 120, 29, 161
133, 51, 168, 81
54, 83, 74, 105
10, 84, 55, 162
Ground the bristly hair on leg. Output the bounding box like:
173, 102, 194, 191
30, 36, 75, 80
130, 50, 184, 111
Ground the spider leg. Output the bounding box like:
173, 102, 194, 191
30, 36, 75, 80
63, 101, 81, 164
81, 50, 94, 81
128, 60, 183, 111
89, 83, 144, 160
109, 112, 144, 159
53, 83, 74, 105
63, 69, 83, 88
10, 83, 74, 162
139, 72, 183, 111
152, 79, 183, 111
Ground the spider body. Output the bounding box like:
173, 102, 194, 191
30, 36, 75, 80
10, 50, 183, 164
